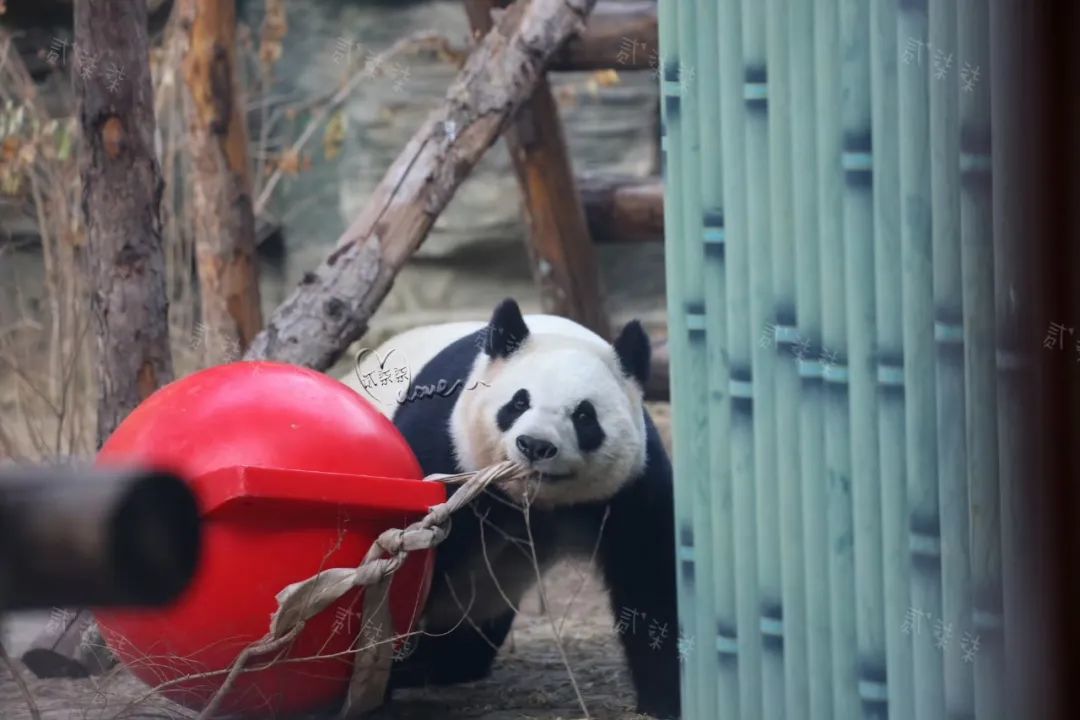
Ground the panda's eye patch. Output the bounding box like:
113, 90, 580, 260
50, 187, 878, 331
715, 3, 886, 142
497, 389, 531, 432
571, 400, 605, 453
572, 402, 595, 423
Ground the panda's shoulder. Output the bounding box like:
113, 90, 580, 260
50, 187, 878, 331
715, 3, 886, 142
392, 328, 487, 474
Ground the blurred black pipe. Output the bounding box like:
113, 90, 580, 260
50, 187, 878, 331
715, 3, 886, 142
0, 464, 201, 611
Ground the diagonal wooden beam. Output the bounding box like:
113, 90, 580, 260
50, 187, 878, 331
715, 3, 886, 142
243, 0, 601, 369
465, 0, 610, 340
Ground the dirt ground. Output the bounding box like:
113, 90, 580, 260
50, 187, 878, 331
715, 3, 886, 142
0, 406, 672, 720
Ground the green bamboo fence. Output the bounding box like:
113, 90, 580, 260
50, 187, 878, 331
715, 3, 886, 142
660, 0, 1018, 717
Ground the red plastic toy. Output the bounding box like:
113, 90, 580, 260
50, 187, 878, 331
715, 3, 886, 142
93, 361, 445, 717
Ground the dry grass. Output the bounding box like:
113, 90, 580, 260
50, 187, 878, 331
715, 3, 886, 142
1, 562, 652, 720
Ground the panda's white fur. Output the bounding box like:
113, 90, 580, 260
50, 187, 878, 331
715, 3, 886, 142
343, 314, 646, 506
343, 320, 487, 418
450, 330, 647, 507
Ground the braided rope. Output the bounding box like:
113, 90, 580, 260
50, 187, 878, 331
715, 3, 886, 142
194, 460, 534, 720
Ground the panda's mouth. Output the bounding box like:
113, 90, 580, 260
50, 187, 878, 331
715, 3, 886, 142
537, 470, 574, 482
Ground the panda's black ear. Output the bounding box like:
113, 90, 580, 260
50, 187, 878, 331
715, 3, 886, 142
485, 298, 530, 359
613, 320, 650, 388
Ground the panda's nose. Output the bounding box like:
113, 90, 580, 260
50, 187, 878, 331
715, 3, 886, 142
516, 435, 558, 462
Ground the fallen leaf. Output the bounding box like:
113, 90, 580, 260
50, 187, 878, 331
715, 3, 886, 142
591, 69, 620, 87
323, 109, 346, 161
276, 149, 301, 175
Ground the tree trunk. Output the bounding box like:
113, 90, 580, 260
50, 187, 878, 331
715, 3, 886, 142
465, 0, 610, 339
179, 0, 263, 361
27, 0, 177, 681
74, 0, 173, 448
244, 0, 601, 370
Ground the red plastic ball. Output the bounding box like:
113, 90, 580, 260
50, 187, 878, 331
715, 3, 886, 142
93, 361, 445, 717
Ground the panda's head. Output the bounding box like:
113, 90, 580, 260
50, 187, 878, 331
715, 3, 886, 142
450, 299, 650, 507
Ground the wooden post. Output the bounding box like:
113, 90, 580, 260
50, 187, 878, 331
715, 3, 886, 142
766, 0, 808, 714
656, 2, 697, 716
870, 0, 914, 717
464, 0, 610, 339
717, 0, 765, 714
179, 0, 263, 358
787, 2, 833, 715
929, 0, 975, 715
839, 0, 886, 714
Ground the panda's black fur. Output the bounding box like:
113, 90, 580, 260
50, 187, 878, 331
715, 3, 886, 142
386, 299, 681, 719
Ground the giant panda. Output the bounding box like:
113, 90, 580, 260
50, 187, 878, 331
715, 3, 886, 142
347, 298, 680, 719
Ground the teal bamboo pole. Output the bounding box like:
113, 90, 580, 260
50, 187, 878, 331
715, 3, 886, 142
897, 1, 946, 717
789, 1, 833, 717
657, 2, 696, 717
767, 0, 808, 714
674, 3, 717, 718
742, 1, 784, 717
696, 0, 741, 714
717, 0, 763, 715
957, 1, 1005, 716
989, 2, 1039, 716
815, 0, 858, 717
928, 1, 974, 716
869, 1, 914, 717
839, 1, 886, 717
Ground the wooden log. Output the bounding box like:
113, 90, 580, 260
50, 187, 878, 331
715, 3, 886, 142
178, 0, 264, 355
548, 0, 657, 72
244, 0, 601, 369
466, 0, 609, 339
577, 172, 663, 243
